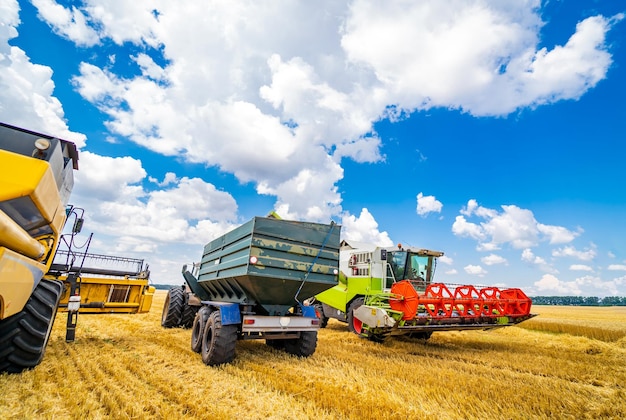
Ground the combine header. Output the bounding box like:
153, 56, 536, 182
314, 242, 534, 341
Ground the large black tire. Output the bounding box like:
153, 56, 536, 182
347, 297, 365, 335
314, 303, 328, 329
284, 331, 317, 357
161, 287, 184, 328
0, 280, 63, 373
181, 301, 199, 329
191, 306, 210, 353
201, 310, 238, 366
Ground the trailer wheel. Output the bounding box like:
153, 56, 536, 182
191, 306, 210, 353
314, 303, 328, 328
347, 297, 365, 335
161, 287, 184, 328
0, 280, 63, 374
284, 331, 317, 357
201, 310, 237, 366
181, 301, 199, 329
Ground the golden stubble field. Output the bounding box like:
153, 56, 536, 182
1, 291, 625, 420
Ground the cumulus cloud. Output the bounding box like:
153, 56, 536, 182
608, 264, 626, 271
438, 255, 454, 265
453, 200, 579, 250
72, 152, 238, 246
552, 245, 597, 261
481, 254, 507, 266
464, 264, 487, 277
0, 1, 86, 146
570, 264, 593, 272
534, 273, 625, 296
32, 0, 100, 46
416, 192, 443, 217
341, 208, 393, 247
534, 274, 582, 295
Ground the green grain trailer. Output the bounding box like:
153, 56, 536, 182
161, 216, 340, 365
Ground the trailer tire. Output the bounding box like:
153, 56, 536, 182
0, 280, 63, 373
284, 331, 317, 357
181, 301, 199, 329
201, 310, 237, 366
191, 306, 210, 353
161, 287, 184, 328
347, 297, 365, 335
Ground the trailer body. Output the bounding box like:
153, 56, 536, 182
163, 216, 340, 365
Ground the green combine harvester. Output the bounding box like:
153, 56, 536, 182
313, 241, 535, 342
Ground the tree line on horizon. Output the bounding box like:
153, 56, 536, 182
531, 295, 626, 306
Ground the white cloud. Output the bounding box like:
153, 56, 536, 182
570, 264, 593, 272
438, 255, 453, 265
608, 264, 626, 271
0, 1, 86, 147
32, 0, 100, 46
416, 192, 443, 217
464, 264, 487, 277
521, 248, 557, 274
534, 274, 582, 295
552, 245, 597, 262
453, 200, 579, 250
481, 254, 507, 266
341, 208, 393, 247
452, 215, 485, 241
72, 152, 238, 246
534, 273, 625, 297
341, 1, 620, 116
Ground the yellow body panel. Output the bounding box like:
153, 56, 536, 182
55, 276, 155, 314
0, 151, 62, 224
0, 247, 45, 319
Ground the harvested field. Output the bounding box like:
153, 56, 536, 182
1, 292, 625, 419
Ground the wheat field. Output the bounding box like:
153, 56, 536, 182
1, 291, 625, 420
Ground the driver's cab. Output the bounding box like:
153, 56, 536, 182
384, 246, 443, 291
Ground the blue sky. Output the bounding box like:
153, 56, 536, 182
1, 1, 625, 296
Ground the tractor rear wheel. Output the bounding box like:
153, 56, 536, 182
161, 287, 184, 328
191, 306, 210, 353
347, 297, 364, 335
284, 331, 317, 357
201, 310, 237, 366
0, 280, 63, 373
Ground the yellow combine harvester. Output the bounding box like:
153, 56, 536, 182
0, 122, 154, 373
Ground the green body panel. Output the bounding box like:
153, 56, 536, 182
187, 217, 340, 316
315, 275, 383, 312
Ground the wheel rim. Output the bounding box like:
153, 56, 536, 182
352, 316, 363, 334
